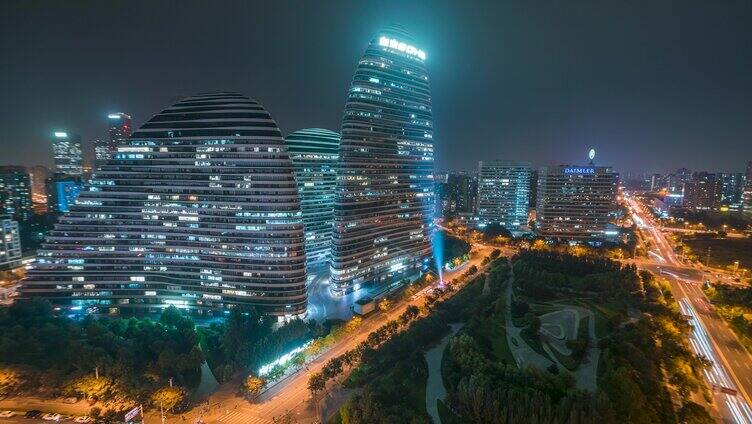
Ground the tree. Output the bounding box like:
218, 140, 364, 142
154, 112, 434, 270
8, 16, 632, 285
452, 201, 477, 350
243, 375, 266, 398
150, 386, 186, 411
0, 367, 24, 395
272, 411, 298, 424
678, 401, 714, 424
378, 298, 392, 312
523, 313, 541, 337
307, 372, 325, 397
344, 316, 362, 333
66, 375, 115, 400
482, 223, 512, 241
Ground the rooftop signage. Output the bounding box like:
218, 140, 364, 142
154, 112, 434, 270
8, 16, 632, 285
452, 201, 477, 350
564, 167, 595, 174
54, 131, 67, 138
378, 36, 426, 60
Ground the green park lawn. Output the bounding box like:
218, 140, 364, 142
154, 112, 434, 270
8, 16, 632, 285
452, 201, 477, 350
683, 236, 752, 270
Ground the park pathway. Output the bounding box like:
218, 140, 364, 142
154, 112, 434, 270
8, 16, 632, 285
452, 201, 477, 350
424, 323, 464, 424
503, 260, 554, 371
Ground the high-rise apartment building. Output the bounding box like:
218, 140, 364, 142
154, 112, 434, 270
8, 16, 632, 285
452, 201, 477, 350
285, 128, 341, 269
22, 93, 307, 318
477, 161, 531, 231
95, 113, 132, 164
52, 131, 83, 176
330, 26, 434, 293
684, 172, 723, 210
0, 166, 34, 221
0, 216, 22, 269
536, 165, 617, 240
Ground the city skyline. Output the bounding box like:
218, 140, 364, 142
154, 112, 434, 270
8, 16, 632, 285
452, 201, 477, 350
1, 4, 752, 422
2, 1, 752, 175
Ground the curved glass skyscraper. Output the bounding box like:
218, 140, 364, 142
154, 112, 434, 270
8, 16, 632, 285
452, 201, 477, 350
285, 128, 340, 270
21, 93, 307, 318
330, 26, 435, 293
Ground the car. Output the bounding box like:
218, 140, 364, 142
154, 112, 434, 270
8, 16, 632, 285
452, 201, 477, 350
0, 411, 16, 418
25, 410, 42, 418
62, 397, 79, 404
42, 412, 61, 421
74, 417, 93, 423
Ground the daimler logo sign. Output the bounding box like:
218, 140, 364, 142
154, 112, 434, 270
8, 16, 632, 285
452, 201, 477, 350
564, 167, 595, 174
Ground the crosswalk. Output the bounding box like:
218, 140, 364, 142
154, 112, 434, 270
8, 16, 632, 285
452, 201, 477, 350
190, 407, 311, 424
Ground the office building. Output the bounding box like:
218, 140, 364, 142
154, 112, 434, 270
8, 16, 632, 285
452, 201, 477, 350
330, 26, 434, 293
28, 165, 50, 212
22, 93, 307, 318
684, 172, 723, 210
743, 161, 752, 215
45, 173, 83, 213
285, 128, 341, 269
719, 172, 745, 210
52, 131, 83, 176
95, 113, 132, 164
536, 165, 617, 240
477, 161, 531, 231
446, 172, 478, 214
0, 166, 34, 221
0, 216, 22, 269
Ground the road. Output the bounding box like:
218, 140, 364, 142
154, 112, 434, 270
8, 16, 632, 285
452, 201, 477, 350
626, 193, 752, 423
142, 243, 496, 424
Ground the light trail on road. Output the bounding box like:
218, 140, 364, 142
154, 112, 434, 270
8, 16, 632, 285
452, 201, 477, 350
627, 192, 752, 423
680, 299, 752, 423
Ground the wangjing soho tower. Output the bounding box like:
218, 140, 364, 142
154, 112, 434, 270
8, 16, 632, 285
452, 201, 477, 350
330, 26, 435, 293
20, 93, 307, 318
285, 128, 341, 270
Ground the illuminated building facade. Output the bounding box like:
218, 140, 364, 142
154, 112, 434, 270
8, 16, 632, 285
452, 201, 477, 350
684, 172, 723, 210
45, 173, 83, 214
536, 165, 617, 240
330, 26, 434, 293
719, 172, 745, 211
743, 161, 752, 215
0, 216, 22, 269
445, 172, 478, 215
0, 166, 34, 221
52, 131, 83, 176
22, 93, 307, 318
477, 161, 531, 230
285, 128, 340, 269
95, 113, 132, 165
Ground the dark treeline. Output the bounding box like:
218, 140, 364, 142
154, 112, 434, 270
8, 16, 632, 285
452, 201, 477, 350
0, 300, 203, 405
706, 284, 752, 352
335, 260, 507, 423
513, 250, 643, 300
199, 307, 311, 382
502, 251, 711, 424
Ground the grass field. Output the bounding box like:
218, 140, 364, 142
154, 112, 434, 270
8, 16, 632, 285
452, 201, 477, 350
683, 236, 752, 270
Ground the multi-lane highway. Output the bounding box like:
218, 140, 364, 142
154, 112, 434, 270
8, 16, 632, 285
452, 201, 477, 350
626, 193, 752, 423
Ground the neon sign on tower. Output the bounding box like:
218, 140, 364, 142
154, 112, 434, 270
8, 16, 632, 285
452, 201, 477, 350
378, 36, 426, 60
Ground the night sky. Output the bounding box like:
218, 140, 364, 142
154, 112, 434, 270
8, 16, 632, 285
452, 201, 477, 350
1, 0, 751, 174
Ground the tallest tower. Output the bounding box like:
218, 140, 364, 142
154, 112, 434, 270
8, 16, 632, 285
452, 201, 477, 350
330, 26, 435, 293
